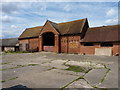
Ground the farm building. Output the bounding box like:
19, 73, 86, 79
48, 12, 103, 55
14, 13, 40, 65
18, 18, 120, 56
0, 38, 19, 52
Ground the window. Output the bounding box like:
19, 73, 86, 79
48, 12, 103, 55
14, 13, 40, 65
26, 44, 29, 51
101, 42, 113, 47
84, 42, 94, 46
19, 44, 22, 51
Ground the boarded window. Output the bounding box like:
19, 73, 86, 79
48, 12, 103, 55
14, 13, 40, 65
101, 42, 113, 47
84, 42, 94, 46
26, 44, 29, 51
19, 44, 22, 51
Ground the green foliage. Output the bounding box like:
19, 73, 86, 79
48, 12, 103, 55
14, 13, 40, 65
28, 64, 39, 66
65, 65, 87, 72
4, 51, 32, 54
1, 77, 18, 83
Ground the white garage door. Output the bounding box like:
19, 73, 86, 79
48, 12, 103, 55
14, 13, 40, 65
95, 48, 112, 56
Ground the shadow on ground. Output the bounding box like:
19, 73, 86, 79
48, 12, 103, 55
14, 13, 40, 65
2, 85, 32, 90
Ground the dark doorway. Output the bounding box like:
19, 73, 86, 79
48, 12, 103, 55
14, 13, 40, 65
42, 32, 55, 52
42, 32, 55, 46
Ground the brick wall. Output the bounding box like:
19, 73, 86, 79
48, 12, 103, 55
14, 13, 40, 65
80, 42, 120, 56
19, 39, 29, 51
80, 43, 100, 55
0, 47, 2, 52
60, 35, 80, 53
19, 38, 39, 52
112, 42, 119, 55
39, 21, 59, 53
29, 38, 39, 52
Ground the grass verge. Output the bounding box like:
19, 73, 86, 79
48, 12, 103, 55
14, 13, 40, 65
0, 62, 11, 65
64, 65, 88, 73
1, 64, 39, 71
28, 64, 39, 66
1, 77, 18, 83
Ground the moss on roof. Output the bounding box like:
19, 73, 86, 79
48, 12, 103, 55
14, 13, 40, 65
0, 38, 18, 47
19, 18, 87, 39
19, 26, 43, 39
81, 24, 120, 42
58, 18, 86, 34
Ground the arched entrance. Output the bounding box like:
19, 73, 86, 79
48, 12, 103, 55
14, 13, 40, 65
42, 32, 55, 52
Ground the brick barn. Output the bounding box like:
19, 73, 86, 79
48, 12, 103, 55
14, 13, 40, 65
18, 18, 120, 56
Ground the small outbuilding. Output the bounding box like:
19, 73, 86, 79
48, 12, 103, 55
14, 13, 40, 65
0, 38, 19, 52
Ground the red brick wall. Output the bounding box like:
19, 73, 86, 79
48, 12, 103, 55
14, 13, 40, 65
39, 21, 59, 53
112, 42, 119, 55
80, 42, 120, 56
60, 35, 80, 53
80, 43, 100, 55
60, 36, 68, 53
19, 39, 29, 51
19, 38, 39, 52
29, 38, 39, 52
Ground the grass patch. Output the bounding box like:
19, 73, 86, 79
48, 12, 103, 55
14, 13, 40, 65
0, 63, 39, 71
101, 68, 110, 83
1, 80, 6, 83
47, 67, 57, 70
28, 64, 39, 66
4, 51, 34, 54
1, 77, 18, 83
0, 65, 27, 71
65, 65, 87, 73
0, 62, 11, 65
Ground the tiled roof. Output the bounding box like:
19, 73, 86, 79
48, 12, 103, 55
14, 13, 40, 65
19, 26, 43, 39
58, 18, 86, 35
0, 38, 18, 47
81, 25, 120, 42
19, 18, 87, 39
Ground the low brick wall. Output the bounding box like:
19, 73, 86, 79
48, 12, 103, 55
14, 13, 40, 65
43, 46, 54, 52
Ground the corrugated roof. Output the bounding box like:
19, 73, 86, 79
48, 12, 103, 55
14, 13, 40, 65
0, 38, 18, 47
19, 26, 43, 39
81, 25, 120, 42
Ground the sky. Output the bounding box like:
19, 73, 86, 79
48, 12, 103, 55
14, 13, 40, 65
1, 1, 119, 39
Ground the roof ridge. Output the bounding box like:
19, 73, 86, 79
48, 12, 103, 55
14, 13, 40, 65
89, 24, 120, 29
58, 18, 87, 25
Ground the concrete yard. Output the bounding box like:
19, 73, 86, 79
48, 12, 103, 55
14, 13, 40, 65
0, 52, 119, 89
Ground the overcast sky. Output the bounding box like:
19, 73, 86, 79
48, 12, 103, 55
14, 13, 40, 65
1, 1, 119, 39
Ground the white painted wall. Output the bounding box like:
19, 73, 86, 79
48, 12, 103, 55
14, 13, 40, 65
4, 47, 15, 51
95, 48, 112, 56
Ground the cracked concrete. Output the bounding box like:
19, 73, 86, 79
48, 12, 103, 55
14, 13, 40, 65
67, 79, 93, 88
84, 69, 107, 87
1, 52, 118, 89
